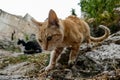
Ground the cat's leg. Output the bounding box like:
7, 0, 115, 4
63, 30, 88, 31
86, 38, 92, 50
45, 47, 63, 71
68, 44, 79, 67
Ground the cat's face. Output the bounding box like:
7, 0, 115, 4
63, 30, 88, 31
34, 9, 64, 51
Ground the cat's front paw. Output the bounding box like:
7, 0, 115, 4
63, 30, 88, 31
45, 64, 55, 72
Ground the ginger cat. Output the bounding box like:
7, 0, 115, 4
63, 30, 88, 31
32, 9, 110, 72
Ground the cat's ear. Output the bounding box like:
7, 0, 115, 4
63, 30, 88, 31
31, 18, 42, 28
48, 9, 59, 27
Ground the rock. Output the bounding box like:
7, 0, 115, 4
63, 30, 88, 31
0, 62, 33, 75
86, 31, 120, 60
0, 75, 38, 80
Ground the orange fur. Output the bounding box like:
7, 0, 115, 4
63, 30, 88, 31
32, 9, 110, 72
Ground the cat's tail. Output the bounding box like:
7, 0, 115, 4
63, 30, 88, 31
90, 25, 110, 42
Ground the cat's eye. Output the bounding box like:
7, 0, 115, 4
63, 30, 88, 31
47, 36, 52, 41
39, 39, 42, 43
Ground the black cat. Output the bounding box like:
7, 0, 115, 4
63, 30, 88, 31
17, 39, 42, 54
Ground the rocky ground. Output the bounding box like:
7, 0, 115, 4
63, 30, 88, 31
0, 31, 120, 80
0, 50, 49, 80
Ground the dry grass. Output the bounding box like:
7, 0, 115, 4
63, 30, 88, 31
0, 52, 50, 78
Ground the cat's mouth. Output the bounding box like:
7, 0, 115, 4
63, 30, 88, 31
46, 48, 55, 51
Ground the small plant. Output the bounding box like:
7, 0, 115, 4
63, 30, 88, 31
71, 8, 77, 16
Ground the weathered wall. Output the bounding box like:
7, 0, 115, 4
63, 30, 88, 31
0, 9, 39, 50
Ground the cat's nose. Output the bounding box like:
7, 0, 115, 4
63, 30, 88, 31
44, 45, 48, 50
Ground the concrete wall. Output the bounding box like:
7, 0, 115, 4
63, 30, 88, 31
0, 9, 39, 41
